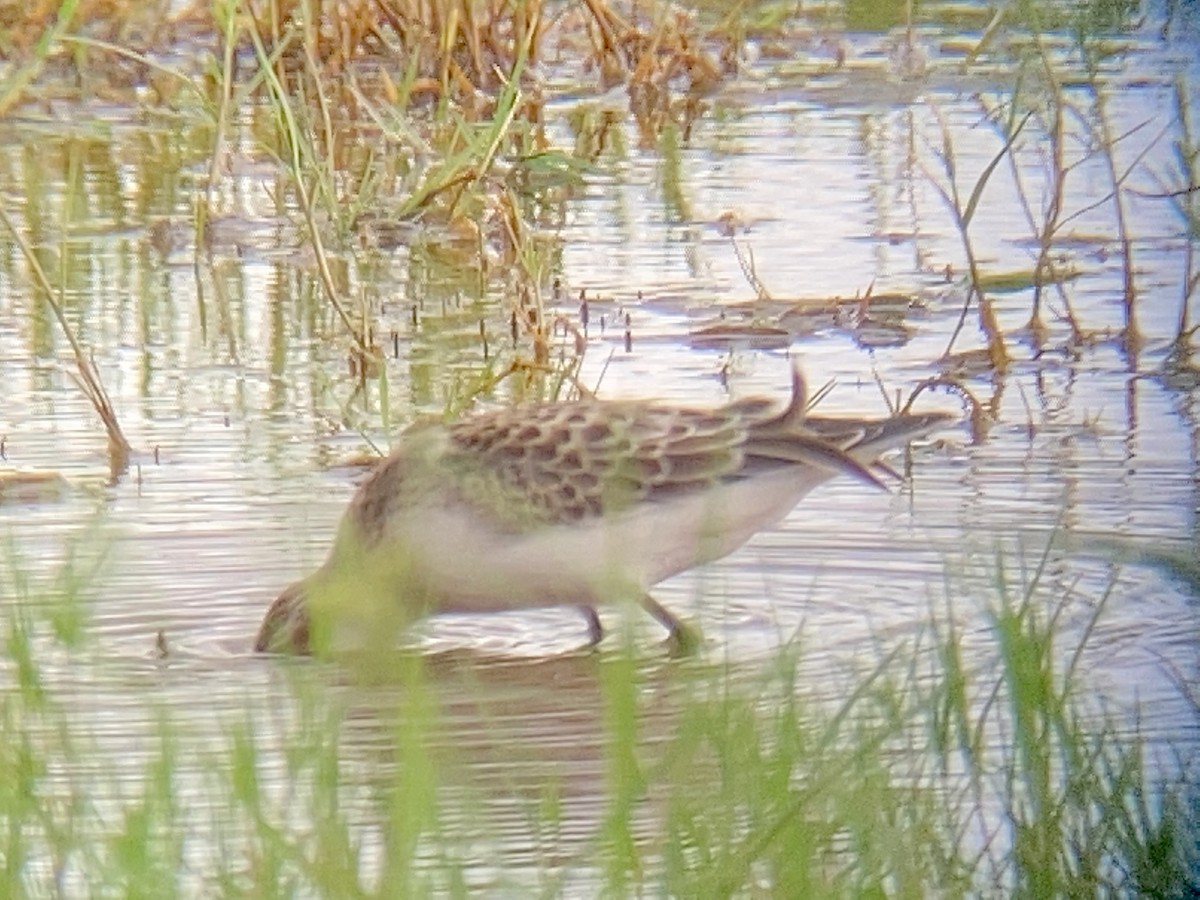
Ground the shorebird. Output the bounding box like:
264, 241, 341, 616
254, 366, 952, 656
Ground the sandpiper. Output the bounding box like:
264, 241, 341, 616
254, 366, 952, 655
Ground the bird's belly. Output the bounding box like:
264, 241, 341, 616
401, 468, 829, 613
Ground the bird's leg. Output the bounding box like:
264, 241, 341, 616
638, 593, 701, 656
580, 605, 605, 648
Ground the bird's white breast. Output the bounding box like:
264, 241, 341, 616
390, 465, 836, 614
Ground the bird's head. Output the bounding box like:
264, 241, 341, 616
253, 578, 312, 654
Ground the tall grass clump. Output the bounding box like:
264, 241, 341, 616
0, 0, 635, 456
640, 545, 1197, 896
577, 538, 1199, 896
925, 543, 1200, 896
650, 646, 973, 897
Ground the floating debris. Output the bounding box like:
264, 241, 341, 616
853, 317, 913, 349
977, 267, 1080, 292
715, 210, 748, 236
689, 322, 791, 350
777, 302, 841, 336
0, 470, 70, 505
940, 347, 999, 378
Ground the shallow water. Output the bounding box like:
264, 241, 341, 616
2, 3, 1198, 890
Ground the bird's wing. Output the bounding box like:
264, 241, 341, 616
443, 400, 751, 528
347, 368, 950, 540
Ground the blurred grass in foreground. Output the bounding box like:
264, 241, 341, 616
0, 532, 1196, 897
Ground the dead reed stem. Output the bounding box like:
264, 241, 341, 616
0, 205, 132, 475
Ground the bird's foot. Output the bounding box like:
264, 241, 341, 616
580, 605, 605, 650
664, 621, 703, 658
581, 597, 702, 656
639, 593, 702, 657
